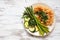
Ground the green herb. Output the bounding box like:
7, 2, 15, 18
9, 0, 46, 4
36, 11, 48, 23
28, 19, 37, 26
23, 11, 30, 18
23, 6, 49, 36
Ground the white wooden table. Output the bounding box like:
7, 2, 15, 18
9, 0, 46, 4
0, 0, 60, 40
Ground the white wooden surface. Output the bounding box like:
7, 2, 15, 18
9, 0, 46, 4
0, 0, 60, 40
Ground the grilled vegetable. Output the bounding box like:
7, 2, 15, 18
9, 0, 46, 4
24, 21, 29, 28
29, 26, 35, 33
35, 26, 38, 32
24, 17, 30, 22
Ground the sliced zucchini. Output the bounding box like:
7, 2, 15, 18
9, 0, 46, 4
35, 26, 38, 32
24, 18, 30, 22
29, 26, 36, 33
24, 21, 29, 28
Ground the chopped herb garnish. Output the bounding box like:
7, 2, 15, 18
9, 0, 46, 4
28, 19, 37, 26
36, 11, 48, 23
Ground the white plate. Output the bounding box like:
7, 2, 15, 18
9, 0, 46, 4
24, 3, 56, 36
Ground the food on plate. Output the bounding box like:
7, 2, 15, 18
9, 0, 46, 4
22, 3, 54, 36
